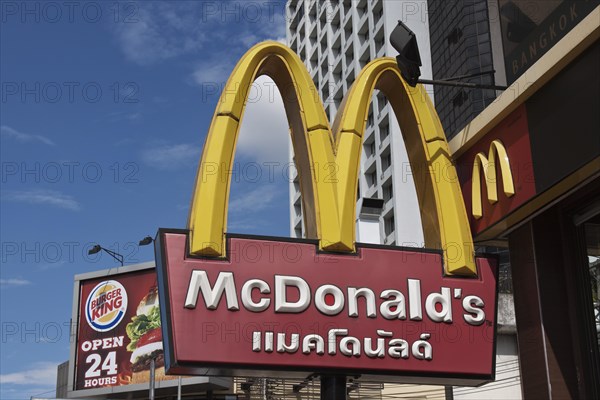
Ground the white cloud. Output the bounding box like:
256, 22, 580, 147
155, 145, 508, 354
111, 1, 287, 81
107, 110, 142, 123
2, 190, 81, 211
0, 362, 57, 385
228, 218, 261, 231
192, 62, 234, 85
188, 75, 292, 167
0, 278, 31, 287
190, 36, 286, 86
111, 2, 286, 66
37, 260, 67, 271
111, 3, 208, 65
229, 185, 281, 215
1, 386, 57, 400
0, 125, 55, 146
236, 76, 291, 165
140, 143, 200, 170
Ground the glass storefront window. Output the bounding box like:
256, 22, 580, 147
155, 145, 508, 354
583, 217, 600, 350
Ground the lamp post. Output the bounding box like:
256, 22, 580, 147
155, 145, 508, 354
139, 236, 153, 246
390, 21, 507, 91
87, 244, 124, 266
149, 358, 155, 400
138, 235, 159, 399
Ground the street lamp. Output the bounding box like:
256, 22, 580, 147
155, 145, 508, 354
137, 234, 162, 399
139, 236, 154, 246
88, 244, 124, 266
390, 21, 507, 90
389, 20, 423, 86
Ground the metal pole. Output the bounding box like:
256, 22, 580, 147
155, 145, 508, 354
177, 376, 182, 400
417, 78, 507, 91
320, 375, 346, 400
445, 385, 454, 400
149, 358, 155, 400
436, 69, 496, 82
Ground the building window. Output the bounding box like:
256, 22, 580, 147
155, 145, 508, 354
309, 48, 318, 71
373, 1, 383, 25
345, 69, 354, 90
452, 90, 469, 108
382, 150, 392, 172
379, 118, 389, 142
309, 24, 318, 48
377, 91, 387, 113
357, 19, 369, 47
359, 48, 370, 69
345, 44, 354, 69
290, 36, 298, 53
364, 138, 376, 158
297, 4, 304, 25
322, 82, 330, 104
356, 0, 367, 19
312, 74, 320, 90
384, 213, 395, 237
374, 26, 385, 50
333, 87, 343, 112
383, 181, 393, 202
366, 167, 377, 188
344, 16, 352, 42
332, 34, 342, 59
308, 2, 316, 24
330, 7, 340, 31
446, 26, 463, 45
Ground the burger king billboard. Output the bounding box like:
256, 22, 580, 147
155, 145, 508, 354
74, 264, 174, 389
68, 262, 231, 396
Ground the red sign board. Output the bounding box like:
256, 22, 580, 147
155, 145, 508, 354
75, 268, 177, 390
156, 230, 499, 386
456, 104, 537, 236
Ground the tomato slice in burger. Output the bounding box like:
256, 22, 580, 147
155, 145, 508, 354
137, 327, 162, 348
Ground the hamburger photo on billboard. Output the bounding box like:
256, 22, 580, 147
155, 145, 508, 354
125, 286, 171, 383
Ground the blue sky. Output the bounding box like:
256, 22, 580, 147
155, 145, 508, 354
0, 2, 292, 398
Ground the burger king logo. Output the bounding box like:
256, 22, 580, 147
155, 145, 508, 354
85, 280, 128, 332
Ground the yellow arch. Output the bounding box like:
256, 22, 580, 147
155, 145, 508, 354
472, 140, 515, 219
188, 41, 476, 276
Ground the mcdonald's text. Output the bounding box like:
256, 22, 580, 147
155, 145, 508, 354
184, 272, 486, 325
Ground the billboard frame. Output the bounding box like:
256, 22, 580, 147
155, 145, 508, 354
67, 261, 231, 398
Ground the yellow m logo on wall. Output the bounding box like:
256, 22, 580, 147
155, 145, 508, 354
472, 140, 515, 219
188, 41, 476, 276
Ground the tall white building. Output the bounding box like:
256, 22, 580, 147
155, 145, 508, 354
285, 2, 522, 399
286, 0, 434, 246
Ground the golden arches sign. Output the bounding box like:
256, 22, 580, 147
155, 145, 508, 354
188, 41, 476, 276
471, 140, 515, 219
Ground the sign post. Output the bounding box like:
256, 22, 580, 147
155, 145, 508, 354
149, 358, 155, 400
321, 376, 346, 400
